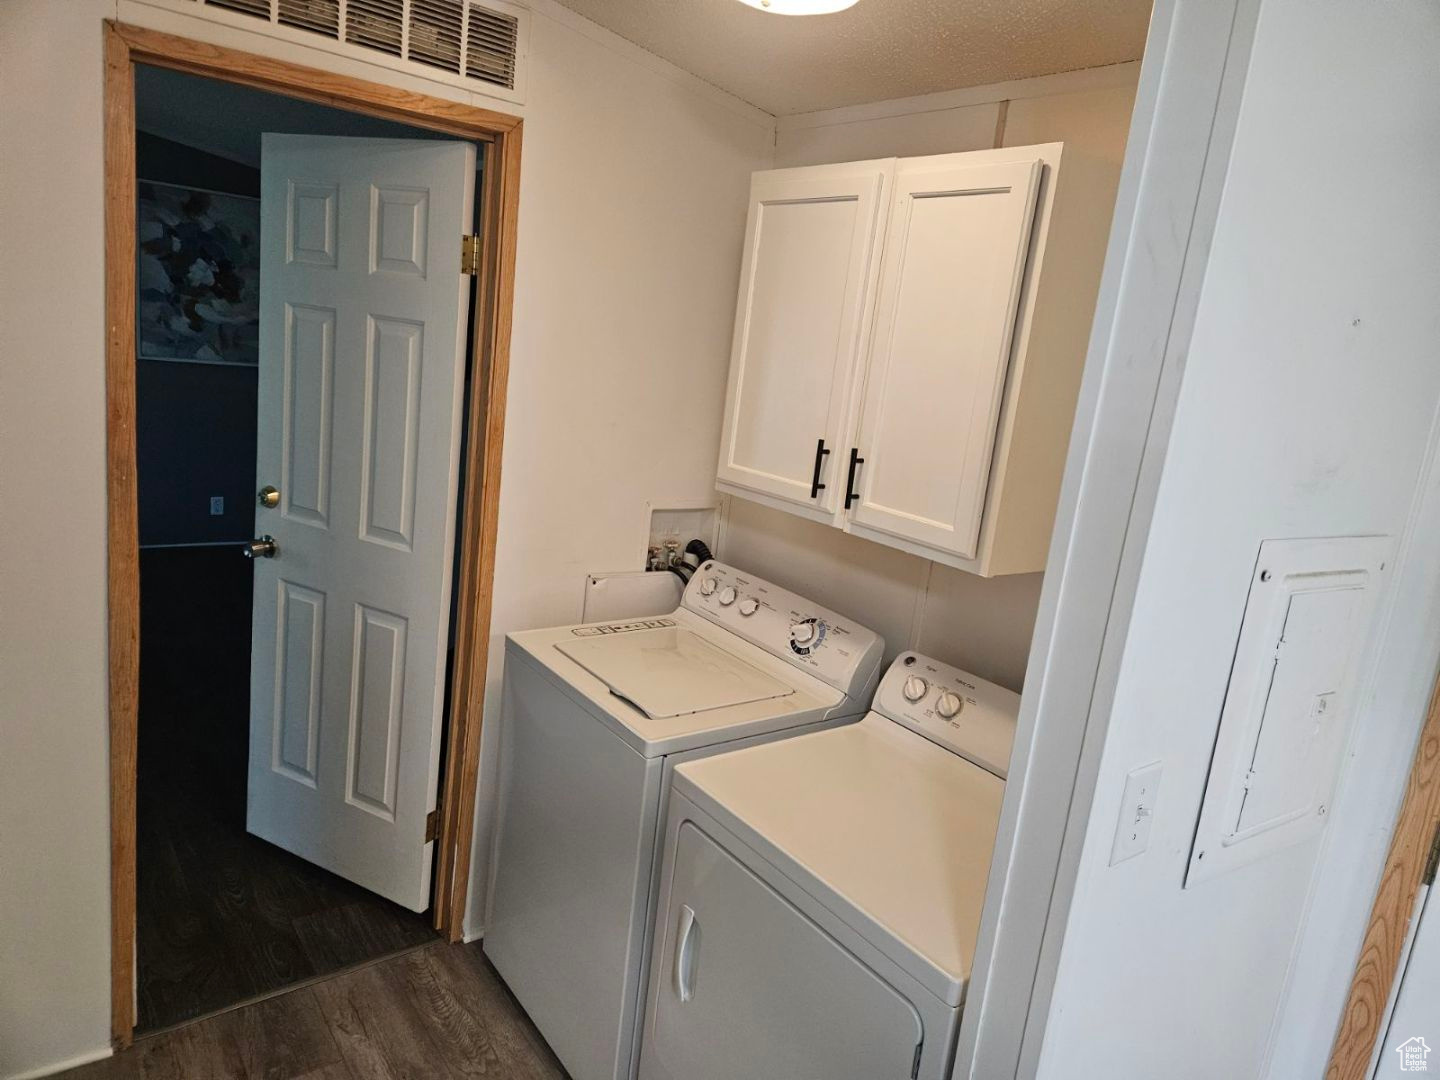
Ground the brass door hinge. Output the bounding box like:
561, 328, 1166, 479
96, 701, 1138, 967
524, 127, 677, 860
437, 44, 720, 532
460, 234, 482, 276
1424, 820, 1440, 886
425, 809, 440, 843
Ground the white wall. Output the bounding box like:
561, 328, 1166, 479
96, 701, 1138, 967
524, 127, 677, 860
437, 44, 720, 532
1033, 2, 1440, 1076
0, 1, 772, 1075
772, 64, 1138, 170
0, 4, 115, 1077
719, 66, 1140, 693
461, 3, 778, 936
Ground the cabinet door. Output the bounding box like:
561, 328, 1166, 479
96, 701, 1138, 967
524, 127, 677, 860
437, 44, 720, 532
716, 163, 890, 522
639, 822, 923, 1080
847, 156, 1042, 561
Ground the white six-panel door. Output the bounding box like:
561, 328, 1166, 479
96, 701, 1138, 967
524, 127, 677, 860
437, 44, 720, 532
248, 134, 474, 911
846, 156, 1041, 561
714, 161, 891, 524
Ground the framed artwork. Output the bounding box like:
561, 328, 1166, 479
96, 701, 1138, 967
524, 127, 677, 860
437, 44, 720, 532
137, 180, 261, 365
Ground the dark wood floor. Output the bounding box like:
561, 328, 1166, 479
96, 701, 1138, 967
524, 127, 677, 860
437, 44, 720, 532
136, 548, 435, 1032
61, 941, 569, 1079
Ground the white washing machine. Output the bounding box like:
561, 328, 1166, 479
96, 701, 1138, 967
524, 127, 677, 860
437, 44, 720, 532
484, 561, 884, 1080
636, 651, 1019, 1080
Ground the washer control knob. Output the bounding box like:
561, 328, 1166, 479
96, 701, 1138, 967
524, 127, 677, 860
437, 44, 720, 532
699, 577, 718, 596
718, 586, 737, 606
935, 691, 963, 719
790, 621, 817, 647
738, 597, 759, 616
902, 676, 929, 703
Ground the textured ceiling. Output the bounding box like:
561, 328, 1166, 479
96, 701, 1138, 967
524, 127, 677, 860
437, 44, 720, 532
554, 0, 1153, 115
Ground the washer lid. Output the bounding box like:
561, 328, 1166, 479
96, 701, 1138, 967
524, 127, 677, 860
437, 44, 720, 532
555, 626, 795, 719
672, 714, 1004, 1006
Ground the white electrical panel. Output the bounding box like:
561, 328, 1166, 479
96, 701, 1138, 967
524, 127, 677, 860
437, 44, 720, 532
1186, 535, 1390, 888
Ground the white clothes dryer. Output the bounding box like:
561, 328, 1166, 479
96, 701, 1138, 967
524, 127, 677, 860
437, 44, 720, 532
637, 651, 1019, 1080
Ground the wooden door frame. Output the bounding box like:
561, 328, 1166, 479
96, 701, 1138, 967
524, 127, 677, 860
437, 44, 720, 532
1326, 663, 1440, 1079
103, 20, 521, 1048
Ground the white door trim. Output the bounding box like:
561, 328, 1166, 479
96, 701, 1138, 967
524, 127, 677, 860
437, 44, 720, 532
953, 1, 1265, 1075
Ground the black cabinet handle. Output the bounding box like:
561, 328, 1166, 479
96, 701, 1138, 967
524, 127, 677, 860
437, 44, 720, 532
844, 448, 864, 509
810, 439, 830, 499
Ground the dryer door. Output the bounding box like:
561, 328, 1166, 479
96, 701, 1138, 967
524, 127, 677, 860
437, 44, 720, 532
640, 821, 924, 1080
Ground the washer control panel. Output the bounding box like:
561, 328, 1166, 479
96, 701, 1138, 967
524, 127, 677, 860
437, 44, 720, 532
570, 617, 676, 637
875, 652, 1020, 778
683, 562, 883, 699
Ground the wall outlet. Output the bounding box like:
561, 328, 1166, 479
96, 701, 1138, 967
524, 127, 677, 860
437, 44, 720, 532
1110, 761, 1163, 866
209, 496, 225, 516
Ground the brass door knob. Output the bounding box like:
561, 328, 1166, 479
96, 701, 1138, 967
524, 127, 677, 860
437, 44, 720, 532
258, 485, 280, 508
242, 536, 278, 559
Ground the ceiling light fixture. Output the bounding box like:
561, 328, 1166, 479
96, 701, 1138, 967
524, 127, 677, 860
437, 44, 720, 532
734, 0, 860, 14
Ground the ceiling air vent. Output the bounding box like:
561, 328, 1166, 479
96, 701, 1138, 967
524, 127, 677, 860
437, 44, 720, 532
205, 0, 272, 18
409, 0, 464, 73
141, 0, 528, 102
277, 0, 341, 38
466, 2, 519, 90
347, 0, 404, 57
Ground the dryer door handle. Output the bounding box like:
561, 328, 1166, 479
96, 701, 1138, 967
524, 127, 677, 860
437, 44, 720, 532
675, 904, 699, 1003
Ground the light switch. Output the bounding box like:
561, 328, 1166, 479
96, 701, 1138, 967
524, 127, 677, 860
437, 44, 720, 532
1110, 762, 1163, 866
209, 496, 224, 516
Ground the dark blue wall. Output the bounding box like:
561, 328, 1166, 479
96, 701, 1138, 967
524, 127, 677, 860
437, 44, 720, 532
136, 133, 260, 546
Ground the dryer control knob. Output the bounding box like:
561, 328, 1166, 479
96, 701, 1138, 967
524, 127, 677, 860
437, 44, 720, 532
902, 676, 929, 703
935, 691, 963, 719
699, 577, 718, 596
718, 586, 737, 606
790, 621, 817, 647
738, 597, 759, 616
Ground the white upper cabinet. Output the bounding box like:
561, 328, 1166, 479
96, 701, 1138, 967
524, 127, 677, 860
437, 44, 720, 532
848, 156, 1041, 562
715, 161, 891, 524
716, 143, 1100, 576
